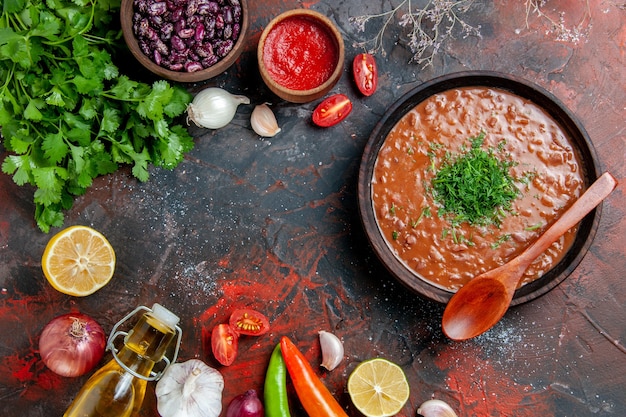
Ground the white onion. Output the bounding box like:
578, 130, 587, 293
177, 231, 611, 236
187, 87, 250, 129
39, 312, 106, 377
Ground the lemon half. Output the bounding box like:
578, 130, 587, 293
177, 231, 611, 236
42, 225, 116, 296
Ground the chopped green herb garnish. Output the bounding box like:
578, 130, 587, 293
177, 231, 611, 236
491, 233, 512, 249
389, 203, 397, 216
431, 132, 520, 227
410, 206, 431, 227
525, 222, 543, 231
392, 231, 399, 240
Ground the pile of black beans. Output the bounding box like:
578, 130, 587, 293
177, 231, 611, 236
132, 0, 243, 72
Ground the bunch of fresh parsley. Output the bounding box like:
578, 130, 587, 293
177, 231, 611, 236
0, 0, 194, 232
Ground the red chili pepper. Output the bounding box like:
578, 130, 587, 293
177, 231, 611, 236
279, 336, 348, 417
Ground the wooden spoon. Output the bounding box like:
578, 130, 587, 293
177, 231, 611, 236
442, 172, 617, 341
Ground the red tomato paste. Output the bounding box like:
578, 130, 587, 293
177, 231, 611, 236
263, 16, 338, 91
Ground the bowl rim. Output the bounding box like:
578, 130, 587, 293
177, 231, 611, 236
120, 0, 249, 83
357, 70, 602, 305
257, 9, 345, 103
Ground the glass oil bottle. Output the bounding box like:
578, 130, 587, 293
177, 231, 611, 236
64, 304, 182, 417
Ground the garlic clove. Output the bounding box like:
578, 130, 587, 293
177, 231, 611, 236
251, 103, 281, 137
416, 399, 458, 417
318, 330, 344, 371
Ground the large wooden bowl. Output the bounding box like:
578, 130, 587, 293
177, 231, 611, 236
120, 0, 249, 83
358, 71, 602, 305
257, 9, 344, 103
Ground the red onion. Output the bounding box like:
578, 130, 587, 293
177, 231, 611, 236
39, 312, 106, 377
226, 389, 264, 417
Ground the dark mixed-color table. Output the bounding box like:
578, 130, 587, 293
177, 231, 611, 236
1, 1, 625, 416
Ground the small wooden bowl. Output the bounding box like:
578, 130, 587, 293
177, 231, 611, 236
120, 0, 249, 83
257, 9, 345, 103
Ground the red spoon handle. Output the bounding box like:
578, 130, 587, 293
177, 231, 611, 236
517, 172, 617, 265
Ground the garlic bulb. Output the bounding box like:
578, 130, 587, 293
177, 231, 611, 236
251, 103, 281, 137
416, 399, 458, 417
155, 359, 224, 417
318, 330, 344, 371
187, 87, 250, 129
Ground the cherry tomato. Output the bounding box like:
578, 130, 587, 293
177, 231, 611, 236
211, 323, 239, 366
229, 309, 270, 336
312, 94, 353, 127
352, 53, 377, 96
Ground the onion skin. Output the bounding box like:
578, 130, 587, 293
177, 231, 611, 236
39, 313, 106, 377
226, 389, 264, 417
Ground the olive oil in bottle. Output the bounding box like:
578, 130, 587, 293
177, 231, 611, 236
64, 304, 181, 417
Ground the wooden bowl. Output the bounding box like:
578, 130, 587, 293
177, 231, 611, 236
257, 9, 344, 103
120, 0, 249, 83
358, 71, 602, 305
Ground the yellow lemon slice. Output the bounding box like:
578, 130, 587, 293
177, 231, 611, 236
42, 225, 116, 296
347, 358, 410, 417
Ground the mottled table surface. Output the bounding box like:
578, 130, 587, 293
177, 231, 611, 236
1, 1, 625, 416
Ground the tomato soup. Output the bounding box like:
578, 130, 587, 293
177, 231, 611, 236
372, 87, 585, 291
262, 15, 339, 91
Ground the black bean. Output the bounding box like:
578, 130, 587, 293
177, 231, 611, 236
185, 61, 204, 72
216, 39, 233, 57
135, 0, 148, 14
223, 6, 233, 25
232, 23, 240, 40
171, 35, 186, 51
161, 22, 174, 38
205, 15, 216, 31
195, 43, 214, 58
171, 7, 183, 22
139, 40, 151, 56
187, 14, 201, 27
205, 25, 216, 41
186, 0, 198, 17
153, 50, 162, 66
154, 39, 169, 55
171, 52, 187, 64
202, 55, 219, 68
223, 24, 232, 40
194, 23, 205, 42
148, 1, 167, 16
149, 15, 163, 27
207, 1, 220, 13
215, 14, 224, 30
132, 0, 242, 72
232, 5, 241, 21
174, 18, 185, 33
178, 28, 195, 39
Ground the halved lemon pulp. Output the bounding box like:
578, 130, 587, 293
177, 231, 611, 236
42, 225, 116, 296
347, 358, 410, 417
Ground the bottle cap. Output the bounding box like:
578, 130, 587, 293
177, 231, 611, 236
150, 303, 180, 329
